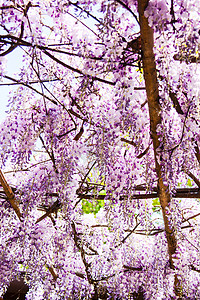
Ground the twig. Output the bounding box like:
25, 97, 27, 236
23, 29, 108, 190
168, 105, 191, 155
71, 221, 95, 285
0, 78, 58, 86
115, 0, 139, 24
47, 265, 58, 281
182, 212, 200, 224
39, 135, 58, 173
77, 161, 96, 194
3, 75, 58, 105
186, 171, 200, 188
66, 11, 99, 38
35, 200, 61, 224
123, 265, 142, 271
42, 49, 116, 86
137, 142, 151, 159
119, 222, 140, 245
121, 137, 137, 147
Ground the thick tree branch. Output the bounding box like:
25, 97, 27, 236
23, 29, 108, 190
137, 0, 181, 295
77, 188, 200, 200
0, 170, 21, 220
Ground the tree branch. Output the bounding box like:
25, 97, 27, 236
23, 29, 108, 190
193, 140, 200, 165
47, 265, 58, 281
169, 90, 184, 115
123, 265, 142, 271
191, 265, 200, 273
36, 200, 61, 224
77, 188, 200, 200
71, 221, 96, 288
186, 171, 200, 188
115, 0, 139, 24
119, 222, 140, 245
0, 35, 115, 86
3, 75, 58, 105
42, 49, 116, 86
121, 137, 137, 147
0, 170, 21, 220
39, 135, 59, 173
0, 78, 58, 86
137, 0, 181, 295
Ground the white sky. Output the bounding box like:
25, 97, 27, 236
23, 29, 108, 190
0, 48, 23, 123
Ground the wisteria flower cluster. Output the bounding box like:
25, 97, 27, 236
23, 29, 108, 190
0, 0, 200, 299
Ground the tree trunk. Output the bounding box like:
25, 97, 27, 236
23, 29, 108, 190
137, 0, 181, 297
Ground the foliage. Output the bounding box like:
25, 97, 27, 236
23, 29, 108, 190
82, 198, 105, 215
0, 0, 200, 299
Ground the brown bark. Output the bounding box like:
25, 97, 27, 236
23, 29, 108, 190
137, 0, 181, 296
194, 140, 200, 164
47, 265, 58, 281
0, 169, 21, 220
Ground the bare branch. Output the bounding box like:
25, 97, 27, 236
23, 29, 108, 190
39, 135, 59, 173
186, 171, 200, 188
36, 200, 61, 224
123, 265, 142, 271
169, 90, 184, 115
3, 75, 58, 105
42, 49, 116, 86
193, 140, 200, 164
115, 0, 139, 24
0, 170, 21, 220
47, 265, 58, 281
119, 222, 140, 245
121, 137, 137, 147
0, 78, 58, 86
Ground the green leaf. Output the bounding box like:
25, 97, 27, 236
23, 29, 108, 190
152, 198, 160, 212
82, 198, 105, 215
186, 178, 193, 187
